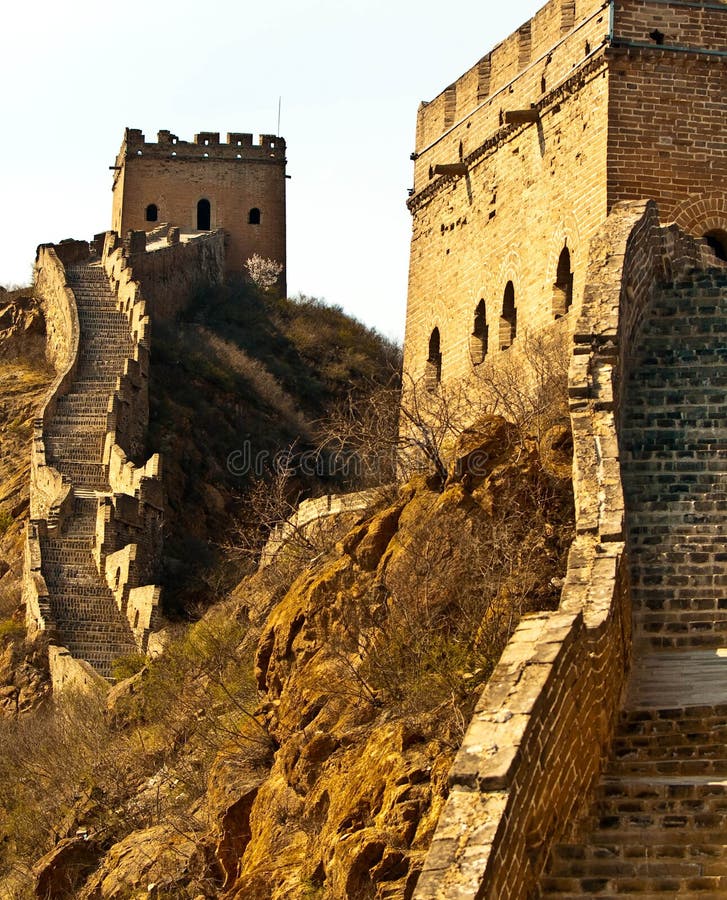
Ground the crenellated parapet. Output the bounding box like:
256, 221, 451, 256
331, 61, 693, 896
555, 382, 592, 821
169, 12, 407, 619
116, 128, 285, 169
411, 0, 611, 194
105, 226, 225, 322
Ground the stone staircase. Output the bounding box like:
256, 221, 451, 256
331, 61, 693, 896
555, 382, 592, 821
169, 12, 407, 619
41, 264, 138, 677
539, 268, 727, 898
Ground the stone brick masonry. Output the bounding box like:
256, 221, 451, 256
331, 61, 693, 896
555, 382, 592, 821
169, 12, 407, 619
403, 0, 726, 395
405, 3, 727, 888
412, 202, 726, 898
25, 237, 167, 686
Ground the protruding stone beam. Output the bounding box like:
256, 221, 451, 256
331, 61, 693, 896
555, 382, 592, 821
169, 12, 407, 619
433, 163, 468, 176
505, 108, 541, 124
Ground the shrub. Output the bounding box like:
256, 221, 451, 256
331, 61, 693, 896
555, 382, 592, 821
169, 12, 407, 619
0, 510, 13, 536
0, 618, 23, 642
110, 652, 147, 682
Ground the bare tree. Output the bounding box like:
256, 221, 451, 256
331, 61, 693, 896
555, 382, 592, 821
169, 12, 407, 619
474, 326, 569, 443
316, 373, 493, 487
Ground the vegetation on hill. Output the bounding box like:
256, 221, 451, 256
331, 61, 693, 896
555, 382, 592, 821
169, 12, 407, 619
0, 290, 53, 716
147, 279, 401, 613
0, 414, 574, 898
0, 272, 576, 899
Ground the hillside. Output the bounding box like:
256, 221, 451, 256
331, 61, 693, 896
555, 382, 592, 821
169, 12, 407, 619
0, 416, 573, 898
0, 289, 53, 715
0, 275, 575, 899
147, 280, 401, 612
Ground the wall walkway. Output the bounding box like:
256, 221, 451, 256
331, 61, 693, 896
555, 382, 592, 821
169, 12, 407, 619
413, 201, 722, 898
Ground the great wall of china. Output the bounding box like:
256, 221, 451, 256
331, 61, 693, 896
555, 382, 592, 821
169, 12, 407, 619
414, 202, 727, 898
23, 228, 225, 689
15, 0, 727, 893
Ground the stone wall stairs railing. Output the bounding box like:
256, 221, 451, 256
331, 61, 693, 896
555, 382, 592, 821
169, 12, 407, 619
538, 265, 727, 899
413, 201, 722, 899
25, 240, 163, 687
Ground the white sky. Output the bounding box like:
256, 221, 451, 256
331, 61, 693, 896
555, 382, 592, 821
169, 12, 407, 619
0, 0, 541, 340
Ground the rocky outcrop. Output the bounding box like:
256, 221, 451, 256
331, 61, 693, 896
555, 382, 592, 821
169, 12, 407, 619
0, 292, 53, 715
8, 418, 570, 898
0, 292, 44, 360
78, 825, 206, 899
219, 417, 572, 899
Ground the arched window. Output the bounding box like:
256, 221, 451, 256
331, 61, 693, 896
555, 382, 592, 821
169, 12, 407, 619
425, 328, 442, 390
500, 282, 517, 350
553, 245, 574, 318
145, 203, 158, 223
470, 300, 488, 364
248, 207, 261, 225
197, 198, 211, 230
704, 229, 727, 262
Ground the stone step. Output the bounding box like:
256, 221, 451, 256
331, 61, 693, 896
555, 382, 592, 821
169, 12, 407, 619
633, 634, 727, 651
51, 414, 109, 425
611, 737, 727, 762
609, 755, 727, 777
547, 857, 727, 878
46, 439, 105, 456
540, 874, 727, 896
552, 839, 727, 863
47, 540, 95, 552
55, 397, 111, 412
577, 798, 727, 831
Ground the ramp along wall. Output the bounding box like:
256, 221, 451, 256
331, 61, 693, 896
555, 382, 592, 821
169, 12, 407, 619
412, 201, 722, 900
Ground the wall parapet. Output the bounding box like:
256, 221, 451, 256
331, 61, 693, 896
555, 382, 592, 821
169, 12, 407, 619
30, 246, 82, 526
25, 245, 80, 655
412, 200, 706, 898
94, 234, 164, 654
259, 489, 382, 569
411, 0, 611, 192
118, 128, 286, 164
104, 228, 225, 323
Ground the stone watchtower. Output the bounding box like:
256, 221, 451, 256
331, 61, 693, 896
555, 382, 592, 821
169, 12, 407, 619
110, 128, 287, 283
403, 0, 727, 390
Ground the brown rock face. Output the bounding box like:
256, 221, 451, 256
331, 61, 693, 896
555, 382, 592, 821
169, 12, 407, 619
207, 751, 268, 889
10, 418, 571, 899
0, 301, 53, 715
33, 836, 102, 899
0, 635, 50, 716
221, 417, 573, 898
79, 825, 206, 899
0, 293, 45, 360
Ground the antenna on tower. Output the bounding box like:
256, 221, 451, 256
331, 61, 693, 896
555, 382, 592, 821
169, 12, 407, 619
277, 97, 282, 136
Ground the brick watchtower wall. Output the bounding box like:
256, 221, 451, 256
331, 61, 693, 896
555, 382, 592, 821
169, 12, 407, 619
111, 129, 287, 285
403, 0, 727, 393
608, 0, 727, 237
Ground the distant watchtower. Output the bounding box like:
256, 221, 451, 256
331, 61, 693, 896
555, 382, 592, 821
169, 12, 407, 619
110, 128, 287, 283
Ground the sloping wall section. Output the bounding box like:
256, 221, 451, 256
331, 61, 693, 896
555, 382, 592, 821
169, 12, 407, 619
24, 235, 170, 687
412, 201, 714, 899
